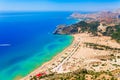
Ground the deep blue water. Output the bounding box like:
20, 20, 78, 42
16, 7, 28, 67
0, 12, 76, 80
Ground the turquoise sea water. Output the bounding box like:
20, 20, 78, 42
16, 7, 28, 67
0, 12, 75, 80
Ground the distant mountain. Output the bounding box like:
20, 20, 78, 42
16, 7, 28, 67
70, 9, 120, 24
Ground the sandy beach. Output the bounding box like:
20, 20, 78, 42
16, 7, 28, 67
21, 33, 120, 80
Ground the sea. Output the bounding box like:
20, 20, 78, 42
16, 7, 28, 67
0, 11, 80, 80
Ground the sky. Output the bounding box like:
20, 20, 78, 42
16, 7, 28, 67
0, 0, 120, 11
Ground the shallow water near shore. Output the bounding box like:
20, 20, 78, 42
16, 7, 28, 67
0, 12, 74, 80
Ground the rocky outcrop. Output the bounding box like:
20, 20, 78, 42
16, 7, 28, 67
53, 24, 78, 35
54, 21, 99, 35
53, 25, 66, 34
97, 23, 107, 33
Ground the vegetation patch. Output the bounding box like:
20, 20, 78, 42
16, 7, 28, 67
30, 69, 118, 80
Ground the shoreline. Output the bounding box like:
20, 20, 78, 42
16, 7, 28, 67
20, 35, 75, 80
21, 33, 120, 80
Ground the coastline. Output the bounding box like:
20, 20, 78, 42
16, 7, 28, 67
21, 33, 120, 80
20, 35, 75, 80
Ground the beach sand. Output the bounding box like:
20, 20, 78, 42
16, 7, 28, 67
21, 33, 120, 80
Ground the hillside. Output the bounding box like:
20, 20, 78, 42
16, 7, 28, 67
54, 21, 120, 43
